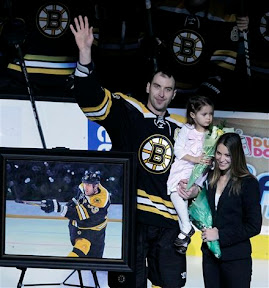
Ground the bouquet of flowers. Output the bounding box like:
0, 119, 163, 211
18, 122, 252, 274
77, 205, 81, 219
186, 122, 234, 190
187, 121, 234, 258
188, 186, 222, 258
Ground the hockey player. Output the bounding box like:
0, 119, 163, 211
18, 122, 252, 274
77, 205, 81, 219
41, 170, 111, 258
70, 15, 201, 288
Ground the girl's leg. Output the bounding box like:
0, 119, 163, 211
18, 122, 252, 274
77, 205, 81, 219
170, 191, 192, 239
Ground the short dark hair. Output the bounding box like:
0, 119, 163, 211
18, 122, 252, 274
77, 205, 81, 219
149, 67, 175, 84
81, 171, 101, 185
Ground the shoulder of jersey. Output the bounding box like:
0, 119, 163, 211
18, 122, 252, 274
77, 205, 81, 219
114, 92, 150, 114
167, 113, 186, 127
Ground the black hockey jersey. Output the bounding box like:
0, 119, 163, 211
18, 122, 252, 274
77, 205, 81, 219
64, 183, 110, 230
2, 0, 97, 97
221, 2, 268, 113
149, 0, 239, 105
248, 3, 269, 98
74, 62, 186, 228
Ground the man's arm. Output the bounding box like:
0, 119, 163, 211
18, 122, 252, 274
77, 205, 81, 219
70, 15, 94, 65
177, 179, 200, 200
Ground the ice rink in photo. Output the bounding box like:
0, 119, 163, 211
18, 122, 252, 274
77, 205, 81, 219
0, 208, 268, 287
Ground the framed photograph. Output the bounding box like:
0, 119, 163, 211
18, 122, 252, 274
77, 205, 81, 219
0, 147, 136, 272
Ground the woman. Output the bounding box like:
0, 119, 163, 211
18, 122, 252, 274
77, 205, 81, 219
201, 132, 262, 288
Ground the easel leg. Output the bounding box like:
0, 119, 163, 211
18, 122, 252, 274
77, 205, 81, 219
91, 271, 100, 288
77, 270, 84, 288
63, 269, 99, 288
16, 268, 98, 287
17, 267, 27, 288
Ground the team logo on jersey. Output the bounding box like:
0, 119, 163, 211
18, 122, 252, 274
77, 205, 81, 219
91, 205, 99, 214
171, 29, 204, 65
36, 3, 70, 38
260, 12, 269, 42
138, 134, 173, 174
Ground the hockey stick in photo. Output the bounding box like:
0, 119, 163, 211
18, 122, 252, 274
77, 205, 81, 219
10, 184, 41, 207
14, 199, 42, 207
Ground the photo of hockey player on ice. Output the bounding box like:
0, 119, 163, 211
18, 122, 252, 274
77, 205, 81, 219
4, 159, 123, 259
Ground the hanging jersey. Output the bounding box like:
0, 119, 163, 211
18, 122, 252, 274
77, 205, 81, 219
248, 4, 269, 83
93, 0, 145, 96
4, 0, 96, 97
150, 0, 239, 100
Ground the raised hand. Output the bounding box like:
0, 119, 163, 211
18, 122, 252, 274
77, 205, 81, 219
70, 15, 94, 65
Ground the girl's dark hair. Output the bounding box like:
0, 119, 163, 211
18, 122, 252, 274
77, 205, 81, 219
186, 95, 214, 124
209, 132, 255, 195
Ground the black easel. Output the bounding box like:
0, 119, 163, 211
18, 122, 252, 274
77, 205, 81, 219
16, 268, 100, 288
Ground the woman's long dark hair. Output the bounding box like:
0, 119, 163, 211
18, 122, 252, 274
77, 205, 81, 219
209, 132, 255, 195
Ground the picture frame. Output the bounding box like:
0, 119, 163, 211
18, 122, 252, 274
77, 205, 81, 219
0, 147, 137, 272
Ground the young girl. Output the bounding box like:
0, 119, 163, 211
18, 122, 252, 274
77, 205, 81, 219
167, 95, 214, 254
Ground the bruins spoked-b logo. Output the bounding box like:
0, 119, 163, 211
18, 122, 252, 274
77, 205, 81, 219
260, 12, 269, 42
36, 3, 70, 38
172, 29, 204, 65
139, 135, 173, 174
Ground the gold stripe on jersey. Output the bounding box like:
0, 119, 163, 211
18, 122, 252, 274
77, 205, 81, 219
7, 63, 75, 75
137, 204, 178, 221
23, 54, 77, 62
82, 91, 154, 122
118, 93, 149, 114
82, 89, 112, 121
8, 54, 77, 75
167, 114, 186, 126
76, 204, 90, 220
211, 50, 237, 71
76, 219, 108, 231
137, 189, 178, 221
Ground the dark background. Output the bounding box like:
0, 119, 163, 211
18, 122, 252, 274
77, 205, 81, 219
0, 0, 268, 113
6, 159, 124, 203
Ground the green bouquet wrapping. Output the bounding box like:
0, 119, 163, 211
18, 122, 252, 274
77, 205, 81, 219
186, 124, 234, 190
188, 186, 221, 258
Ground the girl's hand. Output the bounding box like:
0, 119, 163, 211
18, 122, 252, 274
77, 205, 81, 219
196, 153, 212, 165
